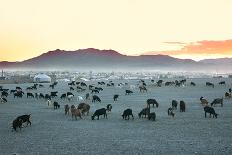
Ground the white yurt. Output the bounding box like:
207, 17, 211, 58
33, 74, 51, 83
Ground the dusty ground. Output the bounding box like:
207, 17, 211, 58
0, 78, 232, 155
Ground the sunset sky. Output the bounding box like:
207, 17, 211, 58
0, 0, 232, 61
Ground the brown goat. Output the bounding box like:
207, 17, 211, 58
71, 108, 82, 120
78, 103, 90, 116
200, 97, 208, 106
64, 104, 70, 115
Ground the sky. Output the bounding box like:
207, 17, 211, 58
0, 0, 232, 61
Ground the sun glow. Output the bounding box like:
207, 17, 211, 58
0, 0, 232, 61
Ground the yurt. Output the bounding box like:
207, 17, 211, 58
33, 74, 51, 83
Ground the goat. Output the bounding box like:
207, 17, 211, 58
91, 108, 107, 120
204, 106, 218, 118
122, 109, 134, 120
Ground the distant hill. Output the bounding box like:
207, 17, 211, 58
0, 48, 231, 72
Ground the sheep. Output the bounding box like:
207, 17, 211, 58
47, 99, 52, 106
92, 95, 101, 103
148, 112, 156, 121
172, 100, 178, 110
147, 99, 159, 108
204, 106, 218, 118
53, 101, 60, 109
211, 98, 223, 107
138, 107, 150, 118
180, 101, 186, 112
67, 95, 74, 102
113, 94, 119, 101
91, 108, 107, 120
77, 103, 90, 116
168, 107, 175, 117
106, 104, 112, 112
200, 97, 208, 105
77, 96, 84, 102
122, 109, 134, 120
64, 104, 70, 115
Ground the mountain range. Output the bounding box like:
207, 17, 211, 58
0, 48, 231, 72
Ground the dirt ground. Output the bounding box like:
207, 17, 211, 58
0, 78, 232, 155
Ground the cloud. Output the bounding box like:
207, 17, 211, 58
144, 39, 232, 60
163, 42, 186, 45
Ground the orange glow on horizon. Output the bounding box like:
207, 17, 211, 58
0, 0, 232, 61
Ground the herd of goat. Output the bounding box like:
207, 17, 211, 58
0, 78, 231, 132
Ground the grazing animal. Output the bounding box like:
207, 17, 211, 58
12, 118, 23, 131
91, 89, 99, 94
27, 92, 34, 98
14, 92, 23, 98
70, 105, 76, 117
86, 93, 90, 100
147, 99, 159, 108
206, 82, 214, 88
219, 81, 226, 85
172, 100, 178, 110
47, 99, 52, 106
67, 92, 74, 96
45, 94, 51, 100
92, 95, 101, 103
106, 104, 112, 112
71, 108, 82, 120
211, 98, 223, 107
77, 96, 84, 102
122, 109, 134, 120
156, 80, 163, 87
91, 108, 107, 120
0, 97, 7, 103
113, 94, 119, 101
190, 82, 196, 86
204, 106, 218, 118
17, 114, 32, 126
180, 101, 186, 112
225, 92, 231, 98
1, 91, 8, 97
64, 104, 70, 115
139, 86, 147, 93
53, 102, 60, 109
125, 90, 133, 95
60, 93, 66, 99
67, 95, 74, 101
200, 97, 208, 105
168, 108, 175, 117
148, 112, 156, 121
138, 107, 150, 118
70, 87, 75, 91
39, 93, 45, 99
77, 103, 90, 116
